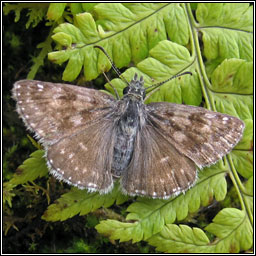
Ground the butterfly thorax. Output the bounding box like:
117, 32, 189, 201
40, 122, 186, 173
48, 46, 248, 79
111, 76, 146, 177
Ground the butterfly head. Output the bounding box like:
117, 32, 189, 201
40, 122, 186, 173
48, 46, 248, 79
122, 73, 146, 101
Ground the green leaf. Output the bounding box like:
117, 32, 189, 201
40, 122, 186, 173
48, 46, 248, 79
230, 119, 253, 180
81, 3, 97, 13
96, 163, 227, 243
231, 151, 253, 179
4, 150, 48, 187
196, 3, 253, 30
205, 208, 253, 253
148, 224, 211, 253
104, 40, 201, 106
244, 176, 253, 196
3, 183, 16, 208
148, 208, 253, 253
3, 150, 48, 208
69, 3, 84, 15
27, 28, 53, 79
140, 40, 201, 106
49, 3, 190, 81
42, 183, 129, 222
53, 23, 87, 45
196, 3, 253, 61
212, 93, 252, 120
47, 3, 67, 21
210, 59, 252, 94
74, 13, 100, 43
62, 49, 84, 81
244, 177, 253, 215
3, 3, 49, 27
207, 59, 253, 124
51, 32, 72, 48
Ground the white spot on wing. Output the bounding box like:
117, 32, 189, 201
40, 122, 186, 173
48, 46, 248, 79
201, 125, 211, 133
88, 182, 97, 188
160, 156, 169, 163
205, 113, 217, 118
204, 142, 215, 152
70, 116, 83, 126
140, 190, 146, 195
173, 131, 186, 143
79, 142, 88, 151
37, 83, 44, 89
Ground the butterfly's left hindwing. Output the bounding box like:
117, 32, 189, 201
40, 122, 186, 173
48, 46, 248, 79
47, 118, 116, 193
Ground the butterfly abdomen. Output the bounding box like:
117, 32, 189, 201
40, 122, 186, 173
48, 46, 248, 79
111, 99, 142, 177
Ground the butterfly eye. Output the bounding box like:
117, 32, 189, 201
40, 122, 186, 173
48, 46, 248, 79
123, 86, 130, 95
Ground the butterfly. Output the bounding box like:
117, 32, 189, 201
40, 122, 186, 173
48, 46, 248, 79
12, 46, 244, 199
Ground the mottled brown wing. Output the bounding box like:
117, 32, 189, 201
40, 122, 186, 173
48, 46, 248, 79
12, 80, 117, 193
12, 80, 116, 145
47, 118, 116, 193
146, 102, 245, 168
120, 123, 197, 199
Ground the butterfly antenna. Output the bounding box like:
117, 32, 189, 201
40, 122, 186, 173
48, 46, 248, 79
144, 71, 192, 101
94, 45, 130, 86
102, 71, 120, 100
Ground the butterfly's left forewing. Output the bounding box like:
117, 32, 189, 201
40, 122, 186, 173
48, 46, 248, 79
12, 80, 116, 145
